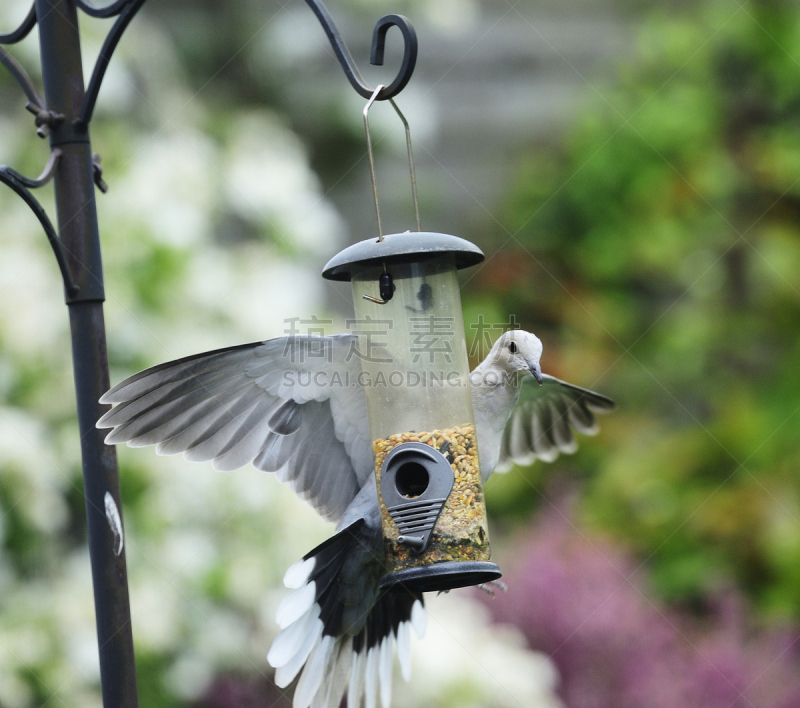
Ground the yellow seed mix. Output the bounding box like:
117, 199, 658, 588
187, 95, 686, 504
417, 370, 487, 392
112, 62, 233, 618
373, 423, 490, 571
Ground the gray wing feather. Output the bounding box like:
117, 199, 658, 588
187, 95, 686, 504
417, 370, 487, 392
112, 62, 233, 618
497, 373, 614, 471
268, 400, 303, 435
258, 432, 295, 474
98, 335, 370, 522
213, 398, 275, 471
101, 342, 258, 403
549, 398, 578, 454
105, 377, 261, 446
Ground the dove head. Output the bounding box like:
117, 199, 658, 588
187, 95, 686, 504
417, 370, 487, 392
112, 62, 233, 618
489, 330, 544, 383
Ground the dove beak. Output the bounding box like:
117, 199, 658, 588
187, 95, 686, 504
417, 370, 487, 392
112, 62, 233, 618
529, 362, 543, 385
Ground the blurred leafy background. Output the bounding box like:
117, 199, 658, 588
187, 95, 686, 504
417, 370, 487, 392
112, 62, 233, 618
2, 0, 800, 706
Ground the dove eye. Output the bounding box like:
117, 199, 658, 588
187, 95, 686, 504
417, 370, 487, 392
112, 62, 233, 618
508, 342, 518, 353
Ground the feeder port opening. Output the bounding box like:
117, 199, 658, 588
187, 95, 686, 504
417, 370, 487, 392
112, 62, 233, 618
395, 461, 430, 498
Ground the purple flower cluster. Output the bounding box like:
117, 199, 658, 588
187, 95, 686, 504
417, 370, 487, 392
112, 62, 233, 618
195, 673, 292, 708
483, 505, 800, 708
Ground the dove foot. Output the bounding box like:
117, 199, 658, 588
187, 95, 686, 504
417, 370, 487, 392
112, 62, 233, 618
476, 579, 508, 597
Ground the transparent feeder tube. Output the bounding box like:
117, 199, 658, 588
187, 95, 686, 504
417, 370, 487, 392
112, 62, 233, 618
351, 255, 492, 573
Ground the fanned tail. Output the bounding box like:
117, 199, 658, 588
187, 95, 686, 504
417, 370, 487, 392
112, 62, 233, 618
268, 521, 425, 708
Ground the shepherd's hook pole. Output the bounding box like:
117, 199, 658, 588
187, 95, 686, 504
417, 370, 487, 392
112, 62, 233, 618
35, 1, 139, 705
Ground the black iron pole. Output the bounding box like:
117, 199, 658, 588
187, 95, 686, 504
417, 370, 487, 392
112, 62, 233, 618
34, 1, 139, 705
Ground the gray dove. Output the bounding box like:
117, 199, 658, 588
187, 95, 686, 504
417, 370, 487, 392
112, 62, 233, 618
97, 328, 613, 708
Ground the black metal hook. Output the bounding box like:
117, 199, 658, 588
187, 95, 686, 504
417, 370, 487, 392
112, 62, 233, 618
0, 47, 44, 109
75, 0, 149, 130
1, 148, 61, 188
75, 0, 136, 19
0, 2, 36, 45
304, 0, 417, 101
0, 166, 79, 298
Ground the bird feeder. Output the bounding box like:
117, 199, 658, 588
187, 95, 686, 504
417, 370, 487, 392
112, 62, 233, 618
324, 235, 501, 594
322, 86, 501, 593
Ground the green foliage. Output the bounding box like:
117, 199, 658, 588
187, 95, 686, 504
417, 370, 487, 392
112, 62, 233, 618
487, 0, 800, 617
136, 650, 179, 708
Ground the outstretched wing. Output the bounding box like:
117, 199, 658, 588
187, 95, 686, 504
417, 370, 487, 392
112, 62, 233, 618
97, 334, 371, 522
496, 373, 614, 472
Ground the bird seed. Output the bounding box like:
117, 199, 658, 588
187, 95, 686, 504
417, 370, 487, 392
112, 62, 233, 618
373, 423, 491, 573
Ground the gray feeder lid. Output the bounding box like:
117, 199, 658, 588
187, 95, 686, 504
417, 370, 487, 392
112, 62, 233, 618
322, 231, 484, 281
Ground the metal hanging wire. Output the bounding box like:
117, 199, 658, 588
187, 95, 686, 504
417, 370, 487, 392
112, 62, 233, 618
363, 84, 421, 241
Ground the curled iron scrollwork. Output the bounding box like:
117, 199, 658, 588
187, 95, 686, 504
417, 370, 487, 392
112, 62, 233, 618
76, 0, 149, 130
0, 47, 44, 108
304, 1, 417, 101
0, 3, 36, 45
0, 164, 78, 297
75, 0, 136, 19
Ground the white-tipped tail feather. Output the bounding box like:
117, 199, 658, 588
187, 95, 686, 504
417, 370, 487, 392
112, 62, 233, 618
396, 621, 411, 682
347, 646, 367, 708
411, 599, 426, 638
276, 582, 317, 629
364, 647, 378, 708
284, 557, 315, 589
294, 635, 336, 707
267, 523, 425, 708
379, 638, 393, 708
270, 605, 323, 685
268, 592, 426, 708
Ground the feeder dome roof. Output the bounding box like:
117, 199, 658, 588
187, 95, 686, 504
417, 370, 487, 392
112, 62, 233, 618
322, 231, 484, 281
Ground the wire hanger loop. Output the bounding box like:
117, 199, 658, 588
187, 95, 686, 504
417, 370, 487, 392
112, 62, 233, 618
363, 85, 421, 241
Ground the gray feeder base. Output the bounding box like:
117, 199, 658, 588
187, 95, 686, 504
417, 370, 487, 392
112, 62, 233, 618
379, 561, 502, 594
